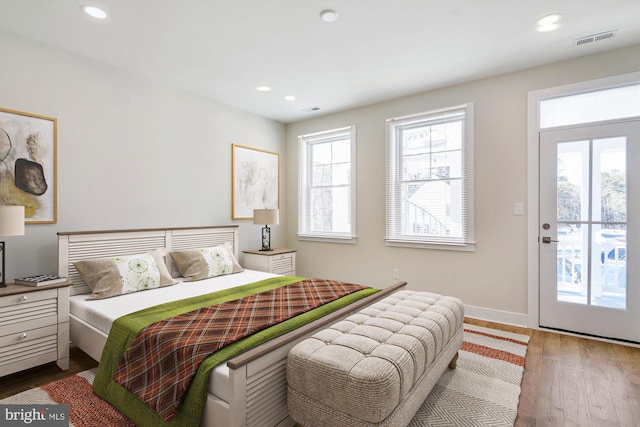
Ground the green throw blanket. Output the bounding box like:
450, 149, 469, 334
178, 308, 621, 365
93, 275, 379, 426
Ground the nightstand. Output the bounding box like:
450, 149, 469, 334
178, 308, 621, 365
243, 249, 296, 276
0, 281, 71, 377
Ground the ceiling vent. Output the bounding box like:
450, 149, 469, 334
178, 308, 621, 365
302, 106, 321, 113
574, 30, 617, 46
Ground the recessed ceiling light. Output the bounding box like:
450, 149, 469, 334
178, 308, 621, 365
82, 5, 108, 19
284, 95, 296, 101
320, 9, 338, 23
537, 13, 562, 32
255, 86, 272, 93
537, 23, 559, 32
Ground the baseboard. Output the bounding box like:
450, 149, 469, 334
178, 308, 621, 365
464, 304, 528, 328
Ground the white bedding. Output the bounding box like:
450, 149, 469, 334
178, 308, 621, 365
69, 269, 279, 402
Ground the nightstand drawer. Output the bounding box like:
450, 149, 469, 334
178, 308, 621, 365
272, 254, 293, 274
0, 288, 57, 309
0, 324, 58, 352
0, 325, 58, 377
0, 294, 58, 337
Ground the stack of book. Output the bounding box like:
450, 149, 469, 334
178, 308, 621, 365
14, 275, 67, 286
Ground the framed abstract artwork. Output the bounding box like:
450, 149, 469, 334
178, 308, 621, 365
232, 143, 279, 220
0, 108, 57, 224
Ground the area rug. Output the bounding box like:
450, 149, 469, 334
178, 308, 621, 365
409, 323, 530, 426
0, 324, 529, 427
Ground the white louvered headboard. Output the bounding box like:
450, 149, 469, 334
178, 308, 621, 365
58, 226, 239, 296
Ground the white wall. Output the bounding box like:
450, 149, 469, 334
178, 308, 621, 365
0, 31, 286, 279
285, 44, 640, 324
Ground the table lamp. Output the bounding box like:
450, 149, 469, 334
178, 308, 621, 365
0, 205, 25, 287
253, 208, 279, 251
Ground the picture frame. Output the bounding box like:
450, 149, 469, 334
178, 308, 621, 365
0, 108, 57, 224
232, 143, 279, 220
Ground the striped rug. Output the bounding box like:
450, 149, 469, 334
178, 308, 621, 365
410, 323, 530, 426
0, 323, 529, 427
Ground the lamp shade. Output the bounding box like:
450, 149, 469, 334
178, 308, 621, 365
0, 206, 25, 237
253, 208, 279, 225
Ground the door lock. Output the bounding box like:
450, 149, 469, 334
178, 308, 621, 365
542, 236, 559, 243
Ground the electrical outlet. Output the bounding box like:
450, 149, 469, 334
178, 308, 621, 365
393, 268, 400, 280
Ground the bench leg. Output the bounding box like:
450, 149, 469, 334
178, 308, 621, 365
448, 351, 459, 369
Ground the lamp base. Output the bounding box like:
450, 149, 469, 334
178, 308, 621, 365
260, 226, 272, 251
0, 241, 5, 287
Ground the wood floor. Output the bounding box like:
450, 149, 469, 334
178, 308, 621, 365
1, 319, 638, 426
467, 318, 640, 427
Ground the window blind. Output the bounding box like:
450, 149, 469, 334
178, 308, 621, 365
386, 105, 474, 249
298, 126, 356, 242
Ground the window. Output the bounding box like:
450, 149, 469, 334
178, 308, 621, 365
386, 104, 474, 250
298, 126, 356, 243
540, 83, 640, 129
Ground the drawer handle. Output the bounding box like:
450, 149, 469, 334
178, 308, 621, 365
20, 333, 28, 339
20, 295, 28, 302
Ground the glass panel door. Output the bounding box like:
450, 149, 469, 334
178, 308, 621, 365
539, 121, 639, 342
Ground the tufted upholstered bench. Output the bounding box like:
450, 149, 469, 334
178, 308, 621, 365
286, 290, 464, 427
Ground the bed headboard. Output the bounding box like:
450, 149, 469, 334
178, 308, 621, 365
58, 225, 239, 296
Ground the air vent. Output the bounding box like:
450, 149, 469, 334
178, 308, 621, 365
302, 106, 321, 113
574, 30, 617, 46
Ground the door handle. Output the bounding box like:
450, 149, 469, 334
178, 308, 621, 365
542, 236, 559, 243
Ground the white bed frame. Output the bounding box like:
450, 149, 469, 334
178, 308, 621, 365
58, 225, 406, 427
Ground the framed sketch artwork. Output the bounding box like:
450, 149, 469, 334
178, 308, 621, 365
0, 108, 57, 224
232, 144, 279, 220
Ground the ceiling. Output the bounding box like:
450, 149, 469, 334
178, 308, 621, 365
1, 1, 639, 123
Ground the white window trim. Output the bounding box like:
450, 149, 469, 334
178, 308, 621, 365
385, 103, 475, 251
298, 126, 357, 244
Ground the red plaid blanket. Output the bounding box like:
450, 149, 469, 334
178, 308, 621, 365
113, 278, 368, 421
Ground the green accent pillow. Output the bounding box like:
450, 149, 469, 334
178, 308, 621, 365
169, 243, 243, 281
74, 249, 176, 300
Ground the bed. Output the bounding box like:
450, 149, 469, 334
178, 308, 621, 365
58, 225, 406, 427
